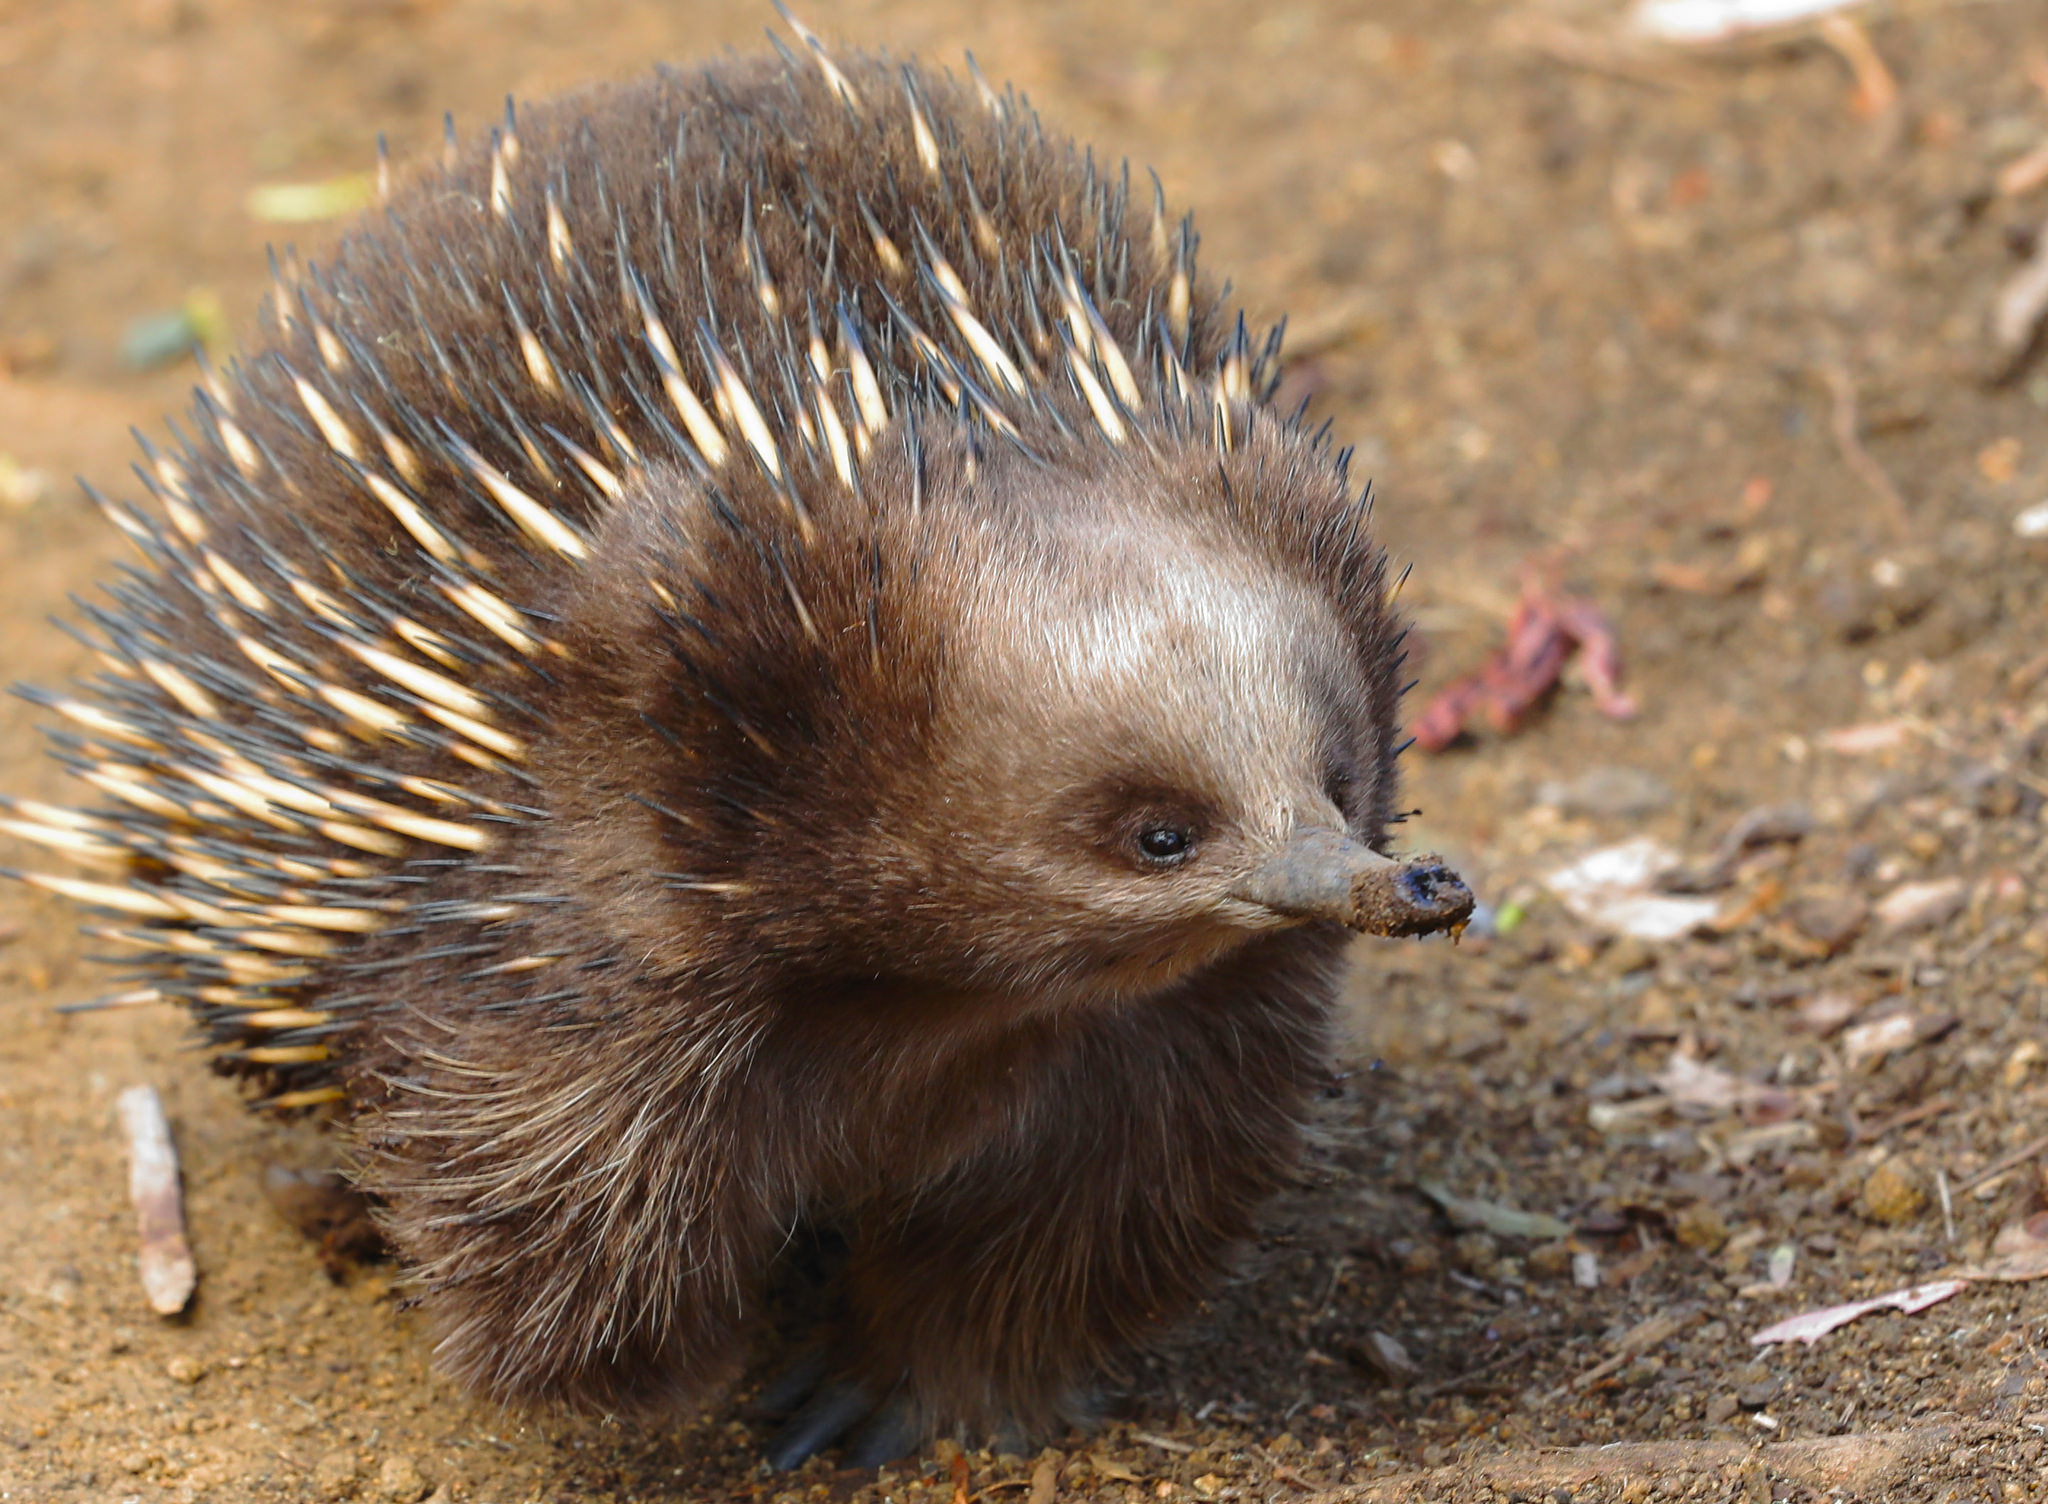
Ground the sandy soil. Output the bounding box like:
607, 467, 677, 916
3, 1, 2048, 1501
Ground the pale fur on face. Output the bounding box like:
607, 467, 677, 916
940, 503, 1357, 976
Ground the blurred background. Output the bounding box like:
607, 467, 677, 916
3, 1, 2048, 1499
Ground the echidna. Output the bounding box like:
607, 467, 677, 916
5, 12, 1472, 1468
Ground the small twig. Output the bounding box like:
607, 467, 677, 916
1566, 1306, 1701, 1394
1937, 1169, 1957, 1245
1956, 1130, 2048, 1195
1131, 1432, 1194, 1454
1860, 1095, 1954, 1142
1409, 1338, 1538, 1400
1315, 1254, 1352, 1318
1817, 13, 1899, 116
1818, 359, 1910, 533
118, 1084, 196, 1316
1997, 139, 2048, 198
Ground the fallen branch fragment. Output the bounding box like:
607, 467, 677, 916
1752, 1222, 2048, 1348
1750, 1279, 1965, 1346
1342, 1426, 1966, 1503
117, 1084, 196, 1316
1956, 1129, 2048, 1195
1416, 1179, 1571, 1241
1570, 1305, 1703, 1391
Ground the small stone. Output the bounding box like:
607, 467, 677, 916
2004, 1041, 2041, 1090
1452, 1231, 1500, 1275
164, 1355, 205, 1384
1874, 878, 1967, 934
1388, 1237, 1440, 1275
1674, 1202, 1729, 1252
1787, 894, 1868, 955
375, 1454, 429, 1503
1571, 1249, 1601, 1288
1538, 766, 1674, 819
1605, 936, 1657, 977
0, 456, 54, 510
1736, 1377, 1779, 1410
312, 1449, 361, 1501
1359, 1330, 1418, 1378
1792, 990, 1859, 1035
1859, 1161, 1925, 1225
1705, 1392, 1740, 1425
0, 330, 60, 377
34, 1265, 82, 1307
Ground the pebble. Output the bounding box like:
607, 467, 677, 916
2006, 1041, 2042, 1090
1571, 1249, 1601, 1288
1859, 1161, 1925, 1225
1452, 1230, 1500, 1276
1360, 1331, 1417, 1378
312, 1448, 361, 1501
1674, 1202, 1729, 1252
1874, 877, 1967, 933
1537, 766, 1675, 819
375, 1454, 430, 1504
1736, 1377, 1779, 1410
1705, 1392, 1741, 1425
1792, 990, 1859, 1035
121, 308, 205, 372
0, 454, 53, 509
164, 1355, 204, 1384
1786, 893, 1869, 955
1387, 1238, 1441, 1275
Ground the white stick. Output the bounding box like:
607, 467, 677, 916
117, 1084, 197, 1315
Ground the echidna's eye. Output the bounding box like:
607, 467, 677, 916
1136, 825, 1194, 865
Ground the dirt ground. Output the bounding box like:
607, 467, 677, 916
4, 0, 2048, 1500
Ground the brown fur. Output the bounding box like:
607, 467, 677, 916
17, 44, 1407, 1442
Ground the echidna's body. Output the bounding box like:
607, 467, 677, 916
8, 24, 1468, 1462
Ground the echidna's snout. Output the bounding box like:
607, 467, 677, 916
1230, 827, 1473, 939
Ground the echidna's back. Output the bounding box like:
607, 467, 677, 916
12, 47, 1226, 1107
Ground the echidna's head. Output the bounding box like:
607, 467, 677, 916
548, 413, 1464, 1018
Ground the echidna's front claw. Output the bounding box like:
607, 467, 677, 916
763, 1375, 882, 1470
840, 1394, 920, 1468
